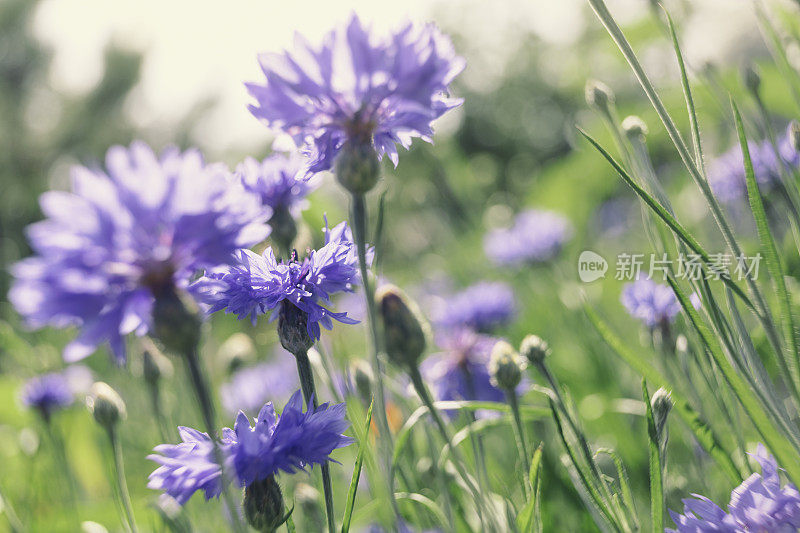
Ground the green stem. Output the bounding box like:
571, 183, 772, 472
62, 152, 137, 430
0, 482, 24, 532
107, 427, 137, 533
505, 390, 531, 496
294, 350, 336, 533
184, 348, 246, 533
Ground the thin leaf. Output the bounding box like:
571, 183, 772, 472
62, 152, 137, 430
517, 443, 544, 533
341, 399, 374, 533
595, 448, 637, 530
585, 304, 742, 482
393, 492, 449, 526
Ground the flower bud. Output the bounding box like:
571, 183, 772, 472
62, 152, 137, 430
269, 205, 298, 256
277, 301, 315, 354
350, 358, 374, 403
243, 476, 286, 533
742, 65, 761, 95
152, 286, 202, 355
334, 140, 380, 195
520, 334, 550, 366
87, 382, 126, 429
294, 482, 324, 532
143, 349, 173, 386
376, 285, 428, 368
489, 340, 525, 391
622, 115, 648, 140
650, 387, 673, 447
585, 80, 615, 114
790, 120, 800, 154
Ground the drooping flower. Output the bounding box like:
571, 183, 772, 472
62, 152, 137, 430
484, 209, 572, 267
621, 278, 682, 329
20, 372, 75, 419
236, 152, 317, 216
434, 281, 516, 332
421, 329, 525, 417
220, 353, 299, 415
708, 140, 782, 203
246, 14, 465, 174
147, 391, 352, 505
197, 220, 367, 340
10, 142, 271, 364
668, 444, 800, 532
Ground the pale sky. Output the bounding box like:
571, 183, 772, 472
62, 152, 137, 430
31, 0, 764, 154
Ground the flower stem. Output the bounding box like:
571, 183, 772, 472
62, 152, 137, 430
0, 482, 24, 532
294, 349, 336, 533
183, 348, 246, 533
44, 419, 80, 526
107, 427, 138, 533
505, 390, 531, 496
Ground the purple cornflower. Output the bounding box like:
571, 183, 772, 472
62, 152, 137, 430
148, 390, 352, 504
668, 444, 800, 532
421, 329, 520, 417
246, 14, 465, 174
20, 372, 74, 420
10, 142, 270, 364
434, 281, 516, 332
220, 353, 299, 415
197, 219, 367, 340
621, 278, 682, 329
708, 140, 782, 203
236, 152, 316, 216
484, 209, 572, 267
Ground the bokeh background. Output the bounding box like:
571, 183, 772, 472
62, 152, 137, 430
2, 0, 799, 530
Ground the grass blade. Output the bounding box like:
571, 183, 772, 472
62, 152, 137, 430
642, 380, 663, 533
341, 399, 374, 533
517, 443, 544, 533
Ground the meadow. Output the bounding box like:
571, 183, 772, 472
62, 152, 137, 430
3, 0, 800, 531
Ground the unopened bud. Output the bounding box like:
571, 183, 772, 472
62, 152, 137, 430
243, 476, 286, 533
143, 349, 172, 386
218, 333, 256, 373
277, 301, 314, 354
152, 287, 202, 355
743, 65, 761, 95
520, 334, 550, 366
789, 120, 800, 154
585, 80, 615, 114
622, 115, 648, 139
350, 359, 374, 403
489, 340, 525, 391
376, 285, 428, 368
650, 387, 673, 446
294, 483, 323, 532
335, 140, 380, 195
87, 382, 126, 429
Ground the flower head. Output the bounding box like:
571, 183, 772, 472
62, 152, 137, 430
148, 391, 352, 504
10, 142, 270, 364
668, 444, 800, 532
246, 14, 465, 174
20, 372, 74, 419
198, 220, 367, 340
435, 281, 516, 332
621, 278, 682, 329
220, 354, 299, 416
484, 209, 572, 267
236, 152, 316, 216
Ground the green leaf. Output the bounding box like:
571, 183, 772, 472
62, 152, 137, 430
516, 443, 544, 533
584, 304, 743, 482
340, 399, 374, 533
733, 100, 800, 400
642, 380, 663, 533
595, 448, 638, 531
393, 492, 449, 525
666, 275, 800, 483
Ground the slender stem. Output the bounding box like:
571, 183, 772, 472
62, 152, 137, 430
0, 482, 24, 532
147, 382, 170, 443
184, 348, 246, 533
505, 390, 531, 495
294, 350, 336, 533
44, 418, 80, 528
107, 427, 137, 533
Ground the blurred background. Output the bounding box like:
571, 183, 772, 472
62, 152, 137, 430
2, 0, 799, 530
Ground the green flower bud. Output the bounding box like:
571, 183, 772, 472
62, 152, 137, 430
143, 348, 173, 386
488, 340, 525, 391
650, 387, 673, 449
243, 476, 286, 533
87, 382, 126, 429
217, 332, 256, 374
152, 286, 202, 355
294, 483, 324, 532
743, 65, 761, 95
350, 358, 374, 403
622, 115, 648, 139
376, 284, 428, 368
520, 334, 550, 366
334, 140, 380, 195
277, 301, 314, 354
585, 80, 615, 114
790, 120, 800, 153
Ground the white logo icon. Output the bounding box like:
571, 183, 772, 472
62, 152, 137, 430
578, 251, 607, 282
